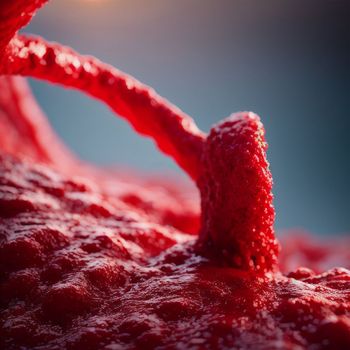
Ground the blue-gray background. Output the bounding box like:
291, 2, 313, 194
24, 0, 349, 235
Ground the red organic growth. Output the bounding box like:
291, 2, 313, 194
0, 1, 349, 349
197, 112, 278, 270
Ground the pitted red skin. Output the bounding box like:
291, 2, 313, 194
0, 1, 350, 350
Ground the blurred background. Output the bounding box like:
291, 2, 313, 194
24, 0, 349, 235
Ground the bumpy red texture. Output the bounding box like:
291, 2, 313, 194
0, 1, 349, 349
198, 113, 279, 271
1, 152, 349, 350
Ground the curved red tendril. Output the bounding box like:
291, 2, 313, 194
1, 35, 205, 181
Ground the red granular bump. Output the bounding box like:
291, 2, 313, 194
197, 112, 279, 271
0, 1, 349, 350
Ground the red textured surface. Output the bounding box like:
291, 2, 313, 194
1, 151, 349, 350
0, 1, 349, 350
